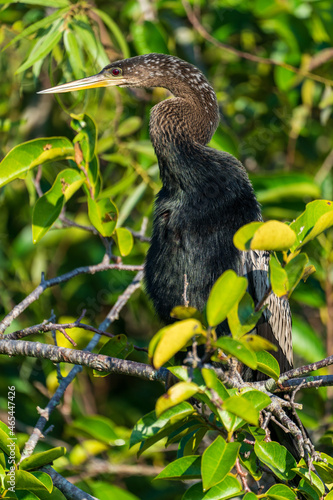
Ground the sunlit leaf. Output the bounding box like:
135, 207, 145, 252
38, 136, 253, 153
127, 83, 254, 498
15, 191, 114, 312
254, 441, 296, 481
87, 197, 118, 237
256, 351, 280, 380
202, 436, 240, 491
20, 447, 66, 470
151, 319, 203, 369
156, 382, 199, 417
227, 292, 263, 338
16, 19, 63, 74
182, 475, 242, 500
156, 455, 201, 480
112, 227, 134, 256
234, 220, 296, 251
289, 200, 333, 251
0, 138, 74, 188
32, 169, 84, 243
207, 270, 247, 327
215, 337, 257, 370
130, 402, 194, 448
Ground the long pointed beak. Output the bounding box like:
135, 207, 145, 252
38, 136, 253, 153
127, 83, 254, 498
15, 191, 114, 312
37, 72, 125, 94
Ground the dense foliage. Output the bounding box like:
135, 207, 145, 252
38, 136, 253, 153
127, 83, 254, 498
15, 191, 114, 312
0, 0, 333, 499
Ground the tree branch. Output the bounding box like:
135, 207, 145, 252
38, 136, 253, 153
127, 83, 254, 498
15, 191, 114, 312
0, 262, 143, 334
41, 466, 97, 500
16, 271, 145, 462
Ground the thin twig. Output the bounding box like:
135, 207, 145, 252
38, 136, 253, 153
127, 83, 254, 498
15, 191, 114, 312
0, 262, 143, 334
16, 271, 147, 463
182, 0, 333, 86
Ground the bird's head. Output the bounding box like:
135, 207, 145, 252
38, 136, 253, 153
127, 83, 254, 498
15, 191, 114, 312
37, 53, 214, 96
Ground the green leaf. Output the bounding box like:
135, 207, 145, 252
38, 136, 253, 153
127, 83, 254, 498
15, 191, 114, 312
215, 337, 257, 370
223, 394, 260, 426
131, 21, 169, 55
94, 334, 134, 377
0, 428, 21, 462
16, 20, 63, 74
87, 197, 118, 237
182, 475, 242, 500
289, 200, 333, 251
4, 7, 70, 50
297, 479, 320, 500
239, 449, 262, 481
234, 221, 296, 251
254, 441, 296, 481
178, 427, 207, 457
284, 253, 309, 296
32, 169, 84, 243
151, 319, 203, 369
72, 18, 109, 69
71, 114, 97, 163
269, 256, 289, 297
4, 470, 52, 492
155, 455, 201, 480
92, 8, 130, 58
202, 436, 240, 491
117, 117, 143, 138
139, 419, 200, 457
265, 484, 297, 500
241, 389, 271, 412
292, 467, 325, 497
233, 221, 263, 250
202, 368, 229, 400
69, 415, 118, 445
206, 270, 247, 327
130, 402, 194, 447
112, 228, 134, 256
241, 334, 278, 352
0, 138, 74, 188
227, 292, 263, 338
156, 382, 199, 417
256, 351, 280, 380
170, 306, 202, 321
243, 493, 258, 500
19, 447, 66, 470
64, 27, 85, 80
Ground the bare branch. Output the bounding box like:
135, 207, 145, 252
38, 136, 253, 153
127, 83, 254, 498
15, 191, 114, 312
17, 271, 145, 462
0, 339, 164, 381
0, 262, 143, 334
41, 466, 97, 500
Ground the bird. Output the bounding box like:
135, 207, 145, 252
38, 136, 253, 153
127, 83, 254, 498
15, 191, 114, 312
38, 53, 292, 380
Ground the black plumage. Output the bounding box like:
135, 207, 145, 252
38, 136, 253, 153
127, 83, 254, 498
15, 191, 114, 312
39, 53, 293, 378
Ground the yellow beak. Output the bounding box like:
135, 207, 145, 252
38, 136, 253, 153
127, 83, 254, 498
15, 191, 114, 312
37, 72, 125, 94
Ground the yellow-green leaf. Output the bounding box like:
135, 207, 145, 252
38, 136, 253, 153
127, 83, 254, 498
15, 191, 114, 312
32, 169, 84, 243
112, 227, 134, 256
0, 138, 74, 188
216, 337, 257, 370
289, 200, 333, 251
206, 270, 247, 327
155, 382, 199, 417
269, 256, 289, 297
256, 351, 280, 380
234, 221, 296, 251
152, 319, 203, 369
87, 197, 118, 237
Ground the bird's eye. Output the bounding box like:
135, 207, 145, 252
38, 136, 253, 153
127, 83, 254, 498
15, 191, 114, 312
111, 68, 122, 76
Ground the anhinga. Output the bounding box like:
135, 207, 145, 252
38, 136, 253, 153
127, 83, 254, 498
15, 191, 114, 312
39, 53, 292, 379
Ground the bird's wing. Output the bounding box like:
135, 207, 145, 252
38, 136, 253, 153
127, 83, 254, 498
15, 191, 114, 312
239, 250, 293, 379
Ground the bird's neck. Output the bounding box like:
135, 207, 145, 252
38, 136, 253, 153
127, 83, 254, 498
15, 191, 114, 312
149, 90, 220, 190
